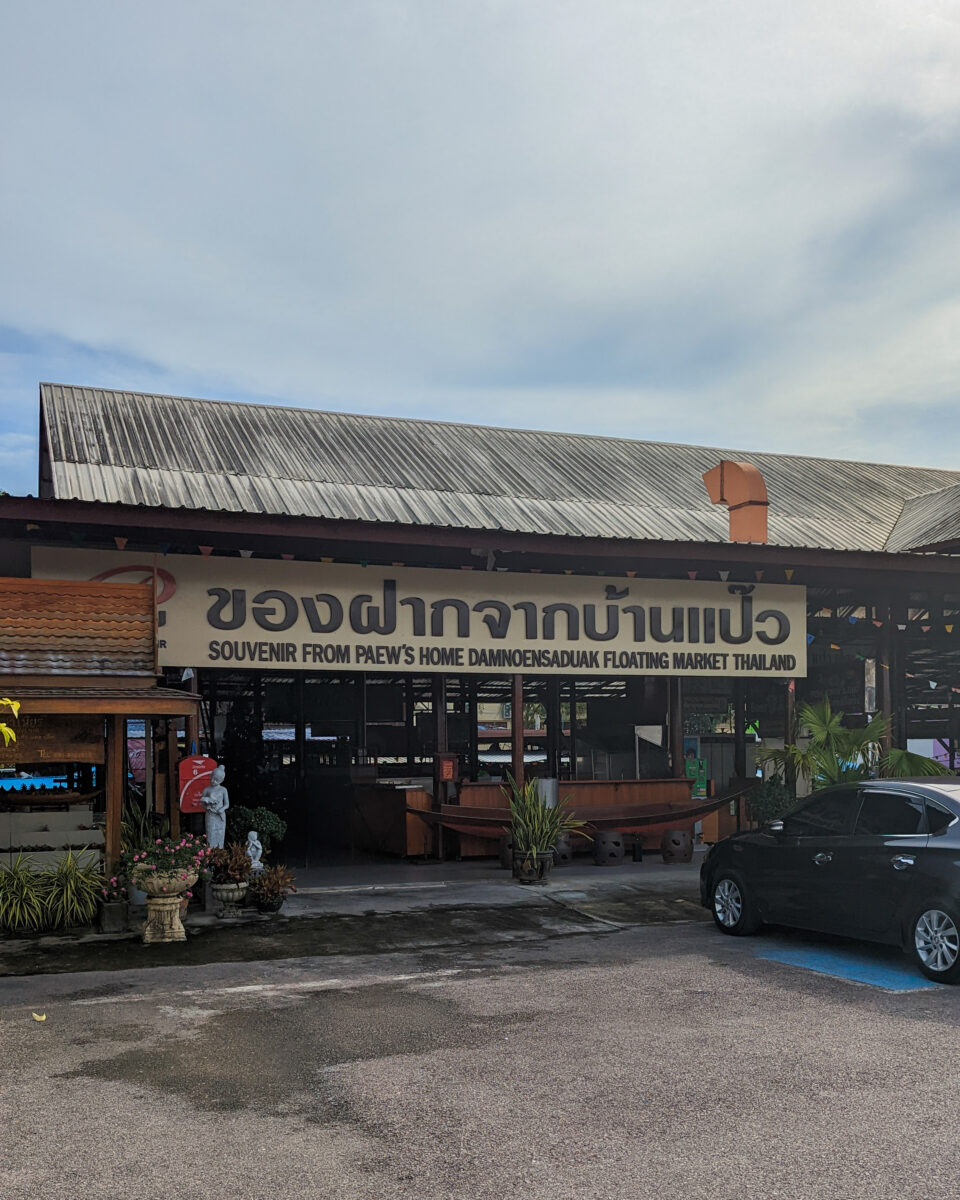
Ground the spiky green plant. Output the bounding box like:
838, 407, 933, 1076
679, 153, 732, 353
42, 849, 103, 929
0, 854, 49, 933
757, 697, 949, 793
503, 776, 590, 861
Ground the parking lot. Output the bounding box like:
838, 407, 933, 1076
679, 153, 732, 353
3, 913, 960, 1200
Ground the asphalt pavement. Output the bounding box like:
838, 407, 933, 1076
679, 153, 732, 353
3, 905, 960, 1199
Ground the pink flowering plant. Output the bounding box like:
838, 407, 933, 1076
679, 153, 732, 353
101, 875, 128, 903
124, 831, 209, 895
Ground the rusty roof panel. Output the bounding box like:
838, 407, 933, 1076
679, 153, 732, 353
38, 383, 960, 554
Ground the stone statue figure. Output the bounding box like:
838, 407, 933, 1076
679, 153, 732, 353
246, 830, 264, 873
200, 764, 229, 850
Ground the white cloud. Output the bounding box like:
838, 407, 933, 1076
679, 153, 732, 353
2, 1, 960, 471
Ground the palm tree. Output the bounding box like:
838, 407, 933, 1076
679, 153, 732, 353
757, 697, 949, 793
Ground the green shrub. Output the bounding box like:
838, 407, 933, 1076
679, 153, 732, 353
747, 778, 796, 825
228, 805, 287, 851
0, 854, 49, 933
42, 849, 103, 929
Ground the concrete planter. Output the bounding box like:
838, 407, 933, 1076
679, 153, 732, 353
210, 881, 248, 918
134, 869, 198, 944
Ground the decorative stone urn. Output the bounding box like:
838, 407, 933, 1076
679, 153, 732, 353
134, 870, 198, 944
209, 880, 248, 918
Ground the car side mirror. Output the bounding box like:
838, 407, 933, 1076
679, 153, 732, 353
769, 820, 784, 834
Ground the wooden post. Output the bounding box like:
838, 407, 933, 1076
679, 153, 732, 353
546, 678, 561, 779
467, 677, 479, 779
879, 605, 894, 755
166, 719, 180, 839
511, 673, 524, 789
105, 714, 124, 870
184, 669, 200, 755
668, 677, 684, 778
568, 678, 578, 780
733, 680, 746, 779
405, 676, 417, 768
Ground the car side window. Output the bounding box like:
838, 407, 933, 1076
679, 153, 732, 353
926, 803, 956, 836
854, 792, 925, 836
782, 788, 859, 837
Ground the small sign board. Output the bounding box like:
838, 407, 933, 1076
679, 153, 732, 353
0, 715, 104, 765
436, 753, 459, 783
178, 755, 217, 813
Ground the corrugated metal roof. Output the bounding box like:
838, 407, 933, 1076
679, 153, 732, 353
0, 578, 155, 676
884, 483, 960, 553
38, 383, 960, 554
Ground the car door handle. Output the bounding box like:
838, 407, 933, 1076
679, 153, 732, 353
891, 854, 916, 871
812, 852, 832, 865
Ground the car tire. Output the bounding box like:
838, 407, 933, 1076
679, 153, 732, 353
910, 903, 960, 984
710, 871, 761, 936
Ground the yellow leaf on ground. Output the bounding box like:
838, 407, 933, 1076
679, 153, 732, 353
31, 1012, 46, 1022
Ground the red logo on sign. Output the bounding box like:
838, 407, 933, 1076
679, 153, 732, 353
178, 756, 218, 813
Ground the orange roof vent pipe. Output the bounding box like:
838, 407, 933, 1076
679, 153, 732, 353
702, 461, 769, 544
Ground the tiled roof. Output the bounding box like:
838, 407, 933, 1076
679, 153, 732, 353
0, 578, 155, 676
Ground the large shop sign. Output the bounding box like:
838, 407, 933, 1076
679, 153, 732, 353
32, 548, 808, 678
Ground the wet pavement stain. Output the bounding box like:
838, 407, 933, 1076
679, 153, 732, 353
63, 983, 535, 1119
0, 903, 603, 978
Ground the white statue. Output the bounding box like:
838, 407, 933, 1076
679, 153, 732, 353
200, 764, 229, 849
246, 830, 264, 873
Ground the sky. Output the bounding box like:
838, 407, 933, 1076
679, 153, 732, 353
3, 1, 960, 496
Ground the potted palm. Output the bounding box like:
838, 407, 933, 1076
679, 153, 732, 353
129, 833, 207, 944
505, 777, 589, 885
207, 843, 252, 917
248, 865, 296, 914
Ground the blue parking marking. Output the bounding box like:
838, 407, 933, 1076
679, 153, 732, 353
755, 943, 939, 991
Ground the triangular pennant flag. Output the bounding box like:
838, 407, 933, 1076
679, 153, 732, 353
906, 673, 916, 679
855, 655, 865, 661
784, 569, 794, 581
529, 568, 541, 574
564, 569, 573, 575
718, 570, 730, 582
930, 680, 939, 689
239, 549, 254, 558
830, 643, 840, 650
873, 620, 883, 628
114, 536, 127, 550
361, 561, 369, 568
625, 570, 636, 578
922, 625, 931, 633
848, 615, 858, 624
460, 564, 474, 570
281, 553, 294, 561
25, 522, 40, 531
897, 623, 906, 631
321, 556, 333, 563
198, 545, 213, 558
807, 634, 815, 645
687, 571, 697, 580
755, 570, 764, 581
391, 561, 405, 567
947, 625, 954, 634
158, 543, 170, 556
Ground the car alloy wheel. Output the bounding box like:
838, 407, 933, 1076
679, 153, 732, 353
914, 909, 960, 975
714, 878, 743, 928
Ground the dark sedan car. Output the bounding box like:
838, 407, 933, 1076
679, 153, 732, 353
700, 779, 960, 982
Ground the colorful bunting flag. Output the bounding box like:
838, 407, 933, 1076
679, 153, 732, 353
718, 570, 730, 582
785, 569, 795, 581
114, 536, 127, 550
239, 550, 254, 558
281, 553, 294, 561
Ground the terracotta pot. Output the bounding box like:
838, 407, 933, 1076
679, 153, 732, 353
210, 880, 248, 918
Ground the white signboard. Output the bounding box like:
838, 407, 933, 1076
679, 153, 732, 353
32, 548, 807, 678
